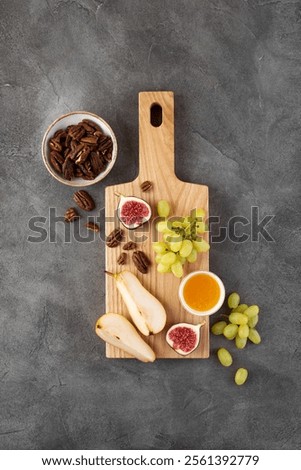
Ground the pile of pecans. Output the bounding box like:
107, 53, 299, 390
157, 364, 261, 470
48, 119, 113, 181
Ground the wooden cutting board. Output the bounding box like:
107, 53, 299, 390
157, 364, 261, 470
105, 91, 209, 359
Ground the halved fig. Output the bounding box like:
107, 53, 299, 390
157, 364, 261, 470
166, 321, 205, 356
117, 195, 152, 230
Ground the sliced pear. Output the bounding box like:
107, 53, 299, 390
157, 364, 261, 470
95, 313, 156, 363
106, 270, 167, 336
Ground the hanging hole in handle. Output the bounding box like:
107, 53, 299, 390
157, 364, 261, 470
150, 103, 162, 127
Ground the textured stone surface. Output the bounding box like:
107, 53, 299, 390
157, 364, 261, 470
1, 0, 300, 450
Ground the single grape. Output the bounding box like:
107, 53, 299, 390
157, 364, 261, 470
152, 241, 168, 254
180, 239, 193, 258
196, 221, 206, 233
157, 263, 170, 273
160, 251, 177, 266
228, 292, 240, 309
195, 208, 206, 219
193, 239, 210, 253
234, 368, 248, 386
171, 220, 183, 228
232, 304, 248, 313
235, 335, 247, 349
187, 248, 197, 263
169, 240, 183, 252
244, 305, 259, 319
248, 328, 261, 344
223, 324, 238, 340
211, 321, 227, 335
182, 217, 191, 228
171, 261, 183, 278
238, 324, 249, 339
248, 315, 259, 329
217, 348, 233, 367
156, 220, 169, 233
229, 312, 248, 325
155, 254, 163, 263
163, 231, 178, 243
157, 200, 170, 218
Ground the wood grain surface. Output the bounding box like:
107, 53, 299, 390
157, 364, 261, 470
105, 91, 209, 359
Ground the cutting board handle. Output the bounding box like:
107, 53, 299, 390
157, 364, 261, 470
138, 91, 175, 180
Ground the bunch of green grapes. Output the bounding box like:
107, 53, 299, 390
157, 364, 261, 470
212, 292, 262, 386
152, 200, 210, 278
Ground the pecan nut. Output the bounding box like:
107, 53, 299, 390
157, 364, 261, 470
53, 129, 67, 143
85, 221, 100, 232
82, 119, 101, 131
106, 228, 124, 248
75, 145, 91, 165
62, 158, 75, 180
123, 241, 137, 251
73, 190, 95, 211
64, 207, 79, 222
140, 180, 153, 192
117, 253, 127, 265
132, 251, 151, 274
68, 124, 85, 141
49, 138, 62, 152
80, 135, 99, 145
90, 151, 105, 176
49, 151, 64, 173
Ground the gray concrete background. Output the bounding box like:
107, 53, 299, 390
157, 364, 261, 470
1, 0, 300, 450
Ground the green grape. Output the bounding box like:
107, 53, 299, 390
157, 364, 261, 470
223, 324, 238, 340
155, 254, 163, 263
229, 312, 248, 325
228, 292, 240, 309
234, 368, 248, 386
176, 255, 186, 265
194, 208, 206, 219
187, 248, 197, 263
238, 324, 249, 339
182, 217, 191, 228
156, 220, 169, 233
217, 348, 233, 367
171, 220, 183, 228
193, 239, 210, 253
232, 304, 248, 313
248, 315, 259, 329
179, 240, 193, 257
211, 321, 227, 335
235, 335, 247, 349
152, 242, 168, 254
163, 231, 178, 243
169, 240, 183, 252
157, 200, 170, 218
244, 305, 260, 319
248, 328, 261, 344
157, 263, 170, 273
160, 252, 177, 266
184, 225, 191, 236
196, 221, 206, 233
171, 261, 183, 278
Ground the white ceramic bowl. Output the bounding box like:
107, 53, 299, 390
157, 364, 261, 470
179, 270, 225, 316
42, 111, 118, 187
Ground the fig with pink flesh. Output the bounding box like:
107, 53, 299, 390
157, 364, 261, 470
117, 195, 152, 230
166, 322, 205, 356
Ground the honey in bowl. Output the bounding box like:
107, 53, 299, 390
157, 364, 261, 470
180, 271, 225, 315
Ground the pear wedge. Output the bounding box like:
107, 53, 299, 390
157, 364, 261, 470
95, 313, 156, 362
106, 270, 167, 336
